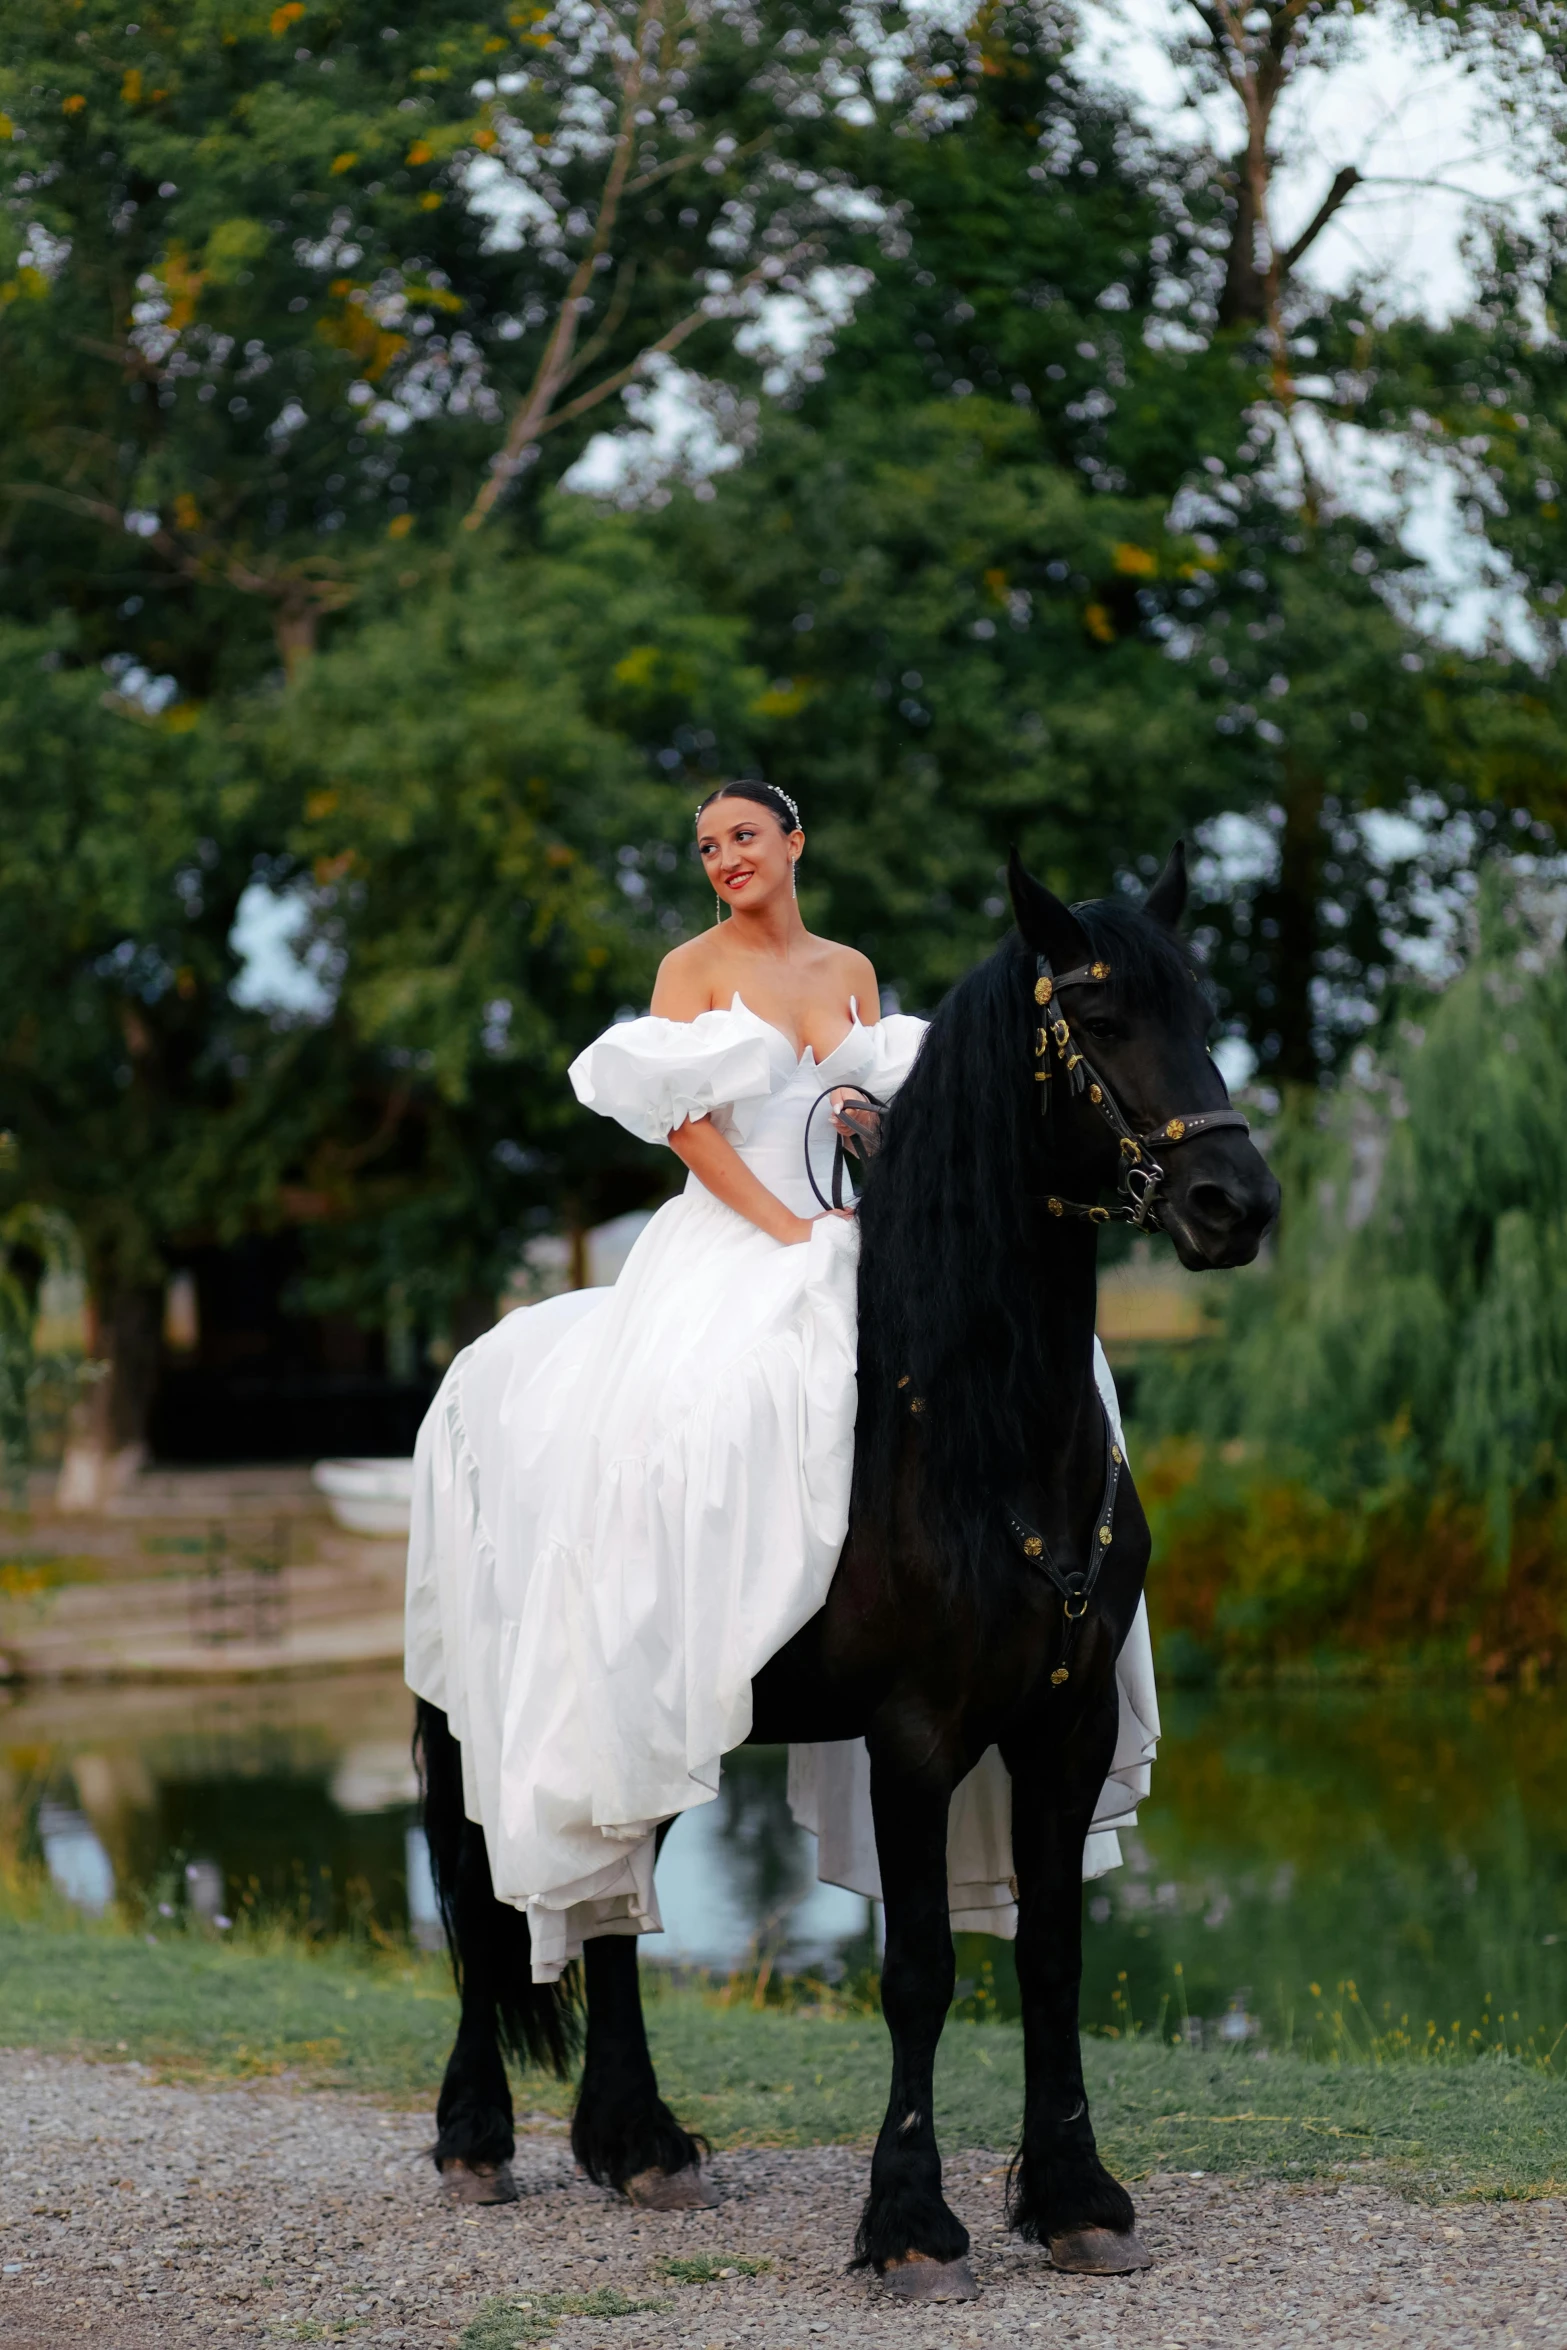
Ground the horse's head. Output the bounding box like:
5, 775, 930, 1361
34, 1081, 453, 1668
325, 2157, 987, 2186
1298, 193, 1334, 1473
1008, 845, 1280, 1269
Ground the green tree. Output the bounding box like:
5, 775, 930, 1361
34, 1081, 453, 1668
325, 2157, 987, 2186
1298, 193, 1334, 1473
0, 0, 862, 678
630, 0, 1463, 1073
0, 0, 867, 1452
250, 512, 764, 1334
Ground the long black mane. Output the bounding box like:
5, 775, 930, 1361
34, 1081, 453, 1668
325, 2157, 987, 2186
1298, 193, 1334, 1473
853, 899, 1202, 1605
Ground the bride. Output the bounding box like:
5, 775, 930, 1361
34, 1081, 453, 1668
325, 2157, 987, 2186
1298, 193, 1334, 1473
404, 781, 1156, 1981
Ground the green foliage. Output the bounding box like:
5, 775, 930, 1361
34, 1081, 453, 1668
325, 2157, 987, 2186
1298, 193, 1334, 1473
0, 0, 862, 677
636, 0, 1490, 1058
0, 1197, 83, 1487
249, 514, 765, 1319
4, 0, 1566, 1417
1144, 885, 1567, 1534
0, 621, 263, 1320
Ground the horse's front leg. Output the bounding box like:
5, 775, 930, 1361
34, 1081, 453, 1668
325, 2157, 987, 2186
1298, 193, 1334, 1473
1001, 1681, 1152, 2273
570, 1933, 717, 2208
854, 1733, 978, 2302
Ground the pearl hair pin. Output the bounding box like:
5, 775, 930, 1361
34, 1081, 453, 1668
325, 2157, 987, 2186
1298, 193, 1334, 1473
696, 785, 801, 828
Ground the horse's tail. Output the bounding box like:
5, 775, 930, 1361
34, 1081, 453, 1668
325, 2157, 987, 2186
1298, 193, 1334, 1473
413, 1695, 583, 2078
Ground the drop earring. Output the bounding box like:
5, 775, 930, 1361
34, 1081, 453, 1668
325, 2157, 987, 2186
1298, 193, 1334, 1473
791, 857, 798, 897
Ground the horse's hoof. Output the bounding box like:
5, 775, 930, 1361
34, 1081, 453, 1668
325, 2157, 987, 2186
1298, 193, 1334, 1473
1049, 2226, 1152, 2274
624, 2162, 719, 2211
880, 2254, 980, 2302
440, 2159, 518, 2206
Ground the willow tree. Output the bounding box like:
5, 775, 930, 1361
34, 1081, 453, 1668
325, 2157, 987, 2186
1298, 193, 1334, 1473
1144, 879, 1567, 1561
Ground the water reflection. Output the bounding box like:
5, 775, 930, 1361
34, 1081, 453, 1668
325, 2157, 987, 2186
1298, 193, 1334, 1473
1066, 1688, 1567, 2052
37, 1800, 114, 1915
3, 1674, 1564, 2050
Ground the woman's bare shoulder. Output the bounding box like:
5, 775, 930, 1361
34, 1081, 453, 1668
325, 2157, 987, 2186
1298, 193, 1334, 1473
651, 934, 724, 1019
826, 941, 881, 1019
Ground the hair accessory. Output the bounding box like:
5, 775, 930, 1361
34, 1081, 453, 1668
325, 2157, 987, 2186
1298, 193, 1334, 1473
695, 783, 802, 829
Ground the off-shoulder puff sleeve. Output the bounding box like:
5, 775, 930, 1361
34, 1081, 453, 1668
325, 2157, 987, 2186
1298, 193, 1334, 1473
860, 1012, 927, 1099
568, 1006, 775, 1147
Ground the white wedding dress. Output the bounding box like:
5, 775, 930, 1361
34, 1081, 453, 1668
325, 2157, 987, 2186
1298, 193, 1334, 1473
404, 996, 1159, 1981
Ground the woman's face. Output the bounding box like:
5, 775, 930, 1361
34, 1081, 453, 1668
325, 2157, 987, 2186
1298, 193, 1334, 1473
696, 796, 803, 914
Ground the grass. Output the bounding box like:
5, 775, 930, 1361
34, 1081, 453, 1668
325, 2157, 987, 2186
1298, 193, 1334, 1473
456, 2289, 670, 2348
654, 2253, 773, 2283
0, 1904, 1563, 2200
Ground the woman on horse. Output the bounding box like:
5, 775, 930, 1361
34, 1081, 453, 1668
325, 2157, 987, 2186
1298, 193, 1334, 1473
404, 781, 1154, 1984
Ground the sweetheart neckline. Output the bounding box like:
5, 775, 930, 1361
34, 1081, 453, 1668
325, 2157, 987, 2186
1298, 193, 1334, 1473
729, 991, 862, 1070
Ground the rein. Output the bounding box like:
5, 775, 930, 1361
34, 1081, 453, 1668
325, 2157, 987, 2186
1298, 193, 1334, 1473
1032, 953, 1249, 1230
804, 1083, 885, 1213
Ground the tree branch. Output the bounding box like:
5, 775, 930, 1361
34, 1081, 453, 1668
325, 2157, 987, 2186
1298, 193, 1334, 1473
516, 245, 814, 448
555, 258, 639, 394
1281, 164, 1362, 271
464, 0, 656, 531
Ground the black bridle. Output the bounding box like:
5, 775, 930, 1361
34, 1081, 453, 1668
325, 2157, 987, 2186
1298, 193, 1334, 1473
1031, 952, 1249, 1231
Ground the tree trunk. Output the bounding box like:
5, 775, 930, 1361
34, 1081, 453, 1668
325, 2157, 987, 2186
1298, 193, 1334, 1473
56, 1281, 161, 1510
1256, 773, 1324, 1087
1218, 157, 1270, 328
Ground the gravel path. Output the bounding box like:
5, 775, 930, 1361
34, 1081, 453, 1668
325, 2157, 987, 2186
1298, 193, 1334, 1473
0, 2052, 1560, 2350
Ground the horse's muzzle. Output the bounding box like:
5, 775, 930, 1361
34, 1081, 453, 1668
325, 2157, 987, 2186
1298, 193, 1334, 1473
1159, 1145, 1281, 1270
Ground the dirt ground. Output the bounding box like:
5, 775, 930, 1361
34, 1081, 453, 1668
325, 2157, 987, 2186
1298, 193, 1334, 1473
0, 2052, 1561, 2350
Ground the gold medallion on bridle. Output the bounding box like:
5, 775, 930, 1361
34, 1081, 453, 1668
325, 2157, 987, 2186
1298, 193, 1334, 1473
1034, 976, 1053, 1005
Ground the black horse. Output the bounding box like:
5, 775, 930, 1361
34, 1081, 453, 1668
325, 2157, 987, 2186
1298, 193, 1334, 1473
414, 846, 1279, 2300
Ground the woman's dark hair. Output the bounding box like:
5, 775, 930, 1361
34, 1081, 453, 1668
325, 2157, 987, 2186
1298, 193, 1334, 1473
694, 780, 801, 835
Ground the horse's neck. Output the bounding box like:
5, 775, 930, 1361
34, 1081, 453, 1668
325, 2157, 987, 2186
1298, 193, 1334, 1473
1028, 1227, 1105, 1457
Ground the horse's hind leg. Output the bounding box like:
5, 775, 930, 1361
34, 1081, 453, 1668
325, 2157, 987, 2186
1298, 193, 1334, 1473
416, 1700, 578, 2204
853, 1739, 977, 2301
431, 1813, 527, 2201
1001, 1694, 1152, 2273
570, 1934, 716, 2207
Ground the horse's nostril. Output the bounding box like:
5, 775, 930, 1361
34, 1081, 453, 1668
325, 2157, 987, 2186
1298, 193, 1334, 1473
1187, 1182, 1241, 1228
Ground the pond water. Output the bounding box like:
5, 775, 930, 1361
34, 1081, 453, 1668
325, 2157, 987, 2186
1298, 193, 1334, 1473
3, 1672, 1563, 2057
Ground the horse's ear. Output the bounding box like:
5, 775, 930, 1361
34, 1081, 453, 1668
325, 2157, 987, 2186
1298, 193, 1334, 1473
1008, 848, 1093, 969
1143, 840, 1188, 931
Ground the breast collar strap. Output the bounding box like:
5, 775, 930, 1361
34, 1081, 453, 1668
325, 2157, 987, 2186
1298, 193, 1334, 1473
1031, 952, 1250, 1229
1001, 1398, 1124, 1683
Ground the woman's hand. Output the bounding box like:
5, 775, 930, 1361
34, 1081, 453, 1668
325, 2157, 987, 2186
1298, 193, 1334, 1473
829, 1088, 884, 1160
780, 1207, 856, 1244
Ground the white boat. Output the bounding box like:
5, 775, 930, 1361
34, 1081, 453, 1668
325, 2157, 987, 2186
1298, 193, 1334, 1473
311, 1456, 414, 1538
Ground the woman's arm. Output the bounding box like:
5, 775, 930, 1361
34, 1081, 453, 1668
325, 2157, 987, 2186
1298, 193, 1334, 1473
666, 1116, 816, 1246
